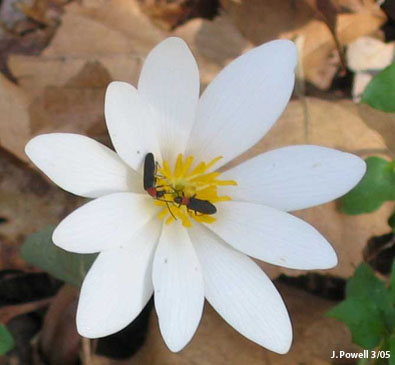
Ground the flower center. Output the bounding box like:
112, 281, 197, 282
154, 154, 236, 227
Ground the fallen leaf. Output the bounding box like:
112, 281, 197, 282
138, 0, 219, 30
347, 36, 394, 72
0, 74, 30, 160
40, 285, 80, 365
0, 147, 83, 271
174, 15, 251, 87
42, 12, 136, 57
306, 0, 347, 74
0, 297, 52, 324
5, 0, 165, 158
9, 53, 141, 98
220, 0, 386, 89
67, 0, 165, 54
336, 0, 384, 14
28, 61, 112, 140
17, 0, 57, 27
358, 103, 395, 155
0, 0, 66, 80
5, 0, 250, 158
8, 0, 164, 96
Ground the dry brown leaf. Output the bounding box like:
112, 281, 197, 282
40, 285, 80, 365
6, 0, 165, 158
220, 0, 386, 89
17, 0, 55, 26
174, 15, 251, 86
8, 55, 86, 96
115, 284, 358, 365
138, 0, 219, 30
9, 2, 249, 93
42, 12, 137, 57
138, 0, 194, 30
305, 0, 347, 73
9, 53, 142, 98
5, 0, 249, 156
8, 0, 164, 94
0, 147, 83, 270
225, 97, 393, 279
357, 103, 395, 156
68, 0, 165, 54
28, 61, 111, 139
227, 98, 389, 162
0, 0, 66, 81
220, 0, 316, 44
0, 73, 30, 160
336, 0, 385, 15
0, 297, 52, 324
303, 12, 385, 88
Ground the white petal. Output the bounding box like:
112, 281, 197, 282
187, 40, 297, 168
105, 81, 162, 171
152, 223, 204, 352
53, 193, 158, 253
208, 201, 337, 270
25, 133, 141, 198
77, 219, 162, 338
138, 37, 200, 165
221, 145, 367, 211
190, 224, 292, 354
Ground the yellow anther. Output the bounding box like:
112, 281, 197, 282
155, 154, 237, 227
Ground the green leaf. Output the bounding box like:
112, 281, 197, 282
390, 332, 395, 365
357, 359, 369, 365
386, 261, 395, 339
346, 264, 387, 299
327, 264, 393, 349
362, 63, 395, 112
390, 260, 395, 309
329, 299, 386, 349
21, 225, 97, 287
0, 324, 14, 355
341, 157, 395, 215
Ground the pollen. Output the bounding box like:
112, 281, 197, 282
154, 154, 237, 227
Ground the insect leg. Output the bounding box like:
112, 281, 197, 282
165, 201, 177, 220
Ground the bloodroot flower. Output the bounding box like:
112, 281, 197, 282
25, 37, 366, 354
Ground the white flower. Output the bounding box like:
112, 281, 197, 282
25, 37, 366, 354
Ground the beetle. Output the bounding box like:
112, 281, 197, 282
174, 194, 217, 215
144, 152, 177, 219
144, 152, 165, 198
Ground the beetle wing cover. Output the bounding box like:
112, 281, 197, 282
143, 153, 155, 190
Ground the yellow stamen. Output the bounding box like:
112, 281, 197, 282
153, 154, 236, 227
